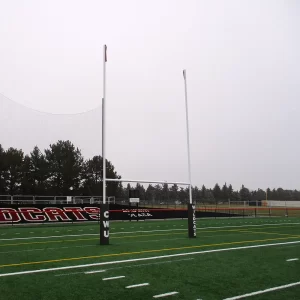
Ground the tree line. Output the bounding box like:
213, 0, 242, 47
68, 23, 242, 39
125, 183, 300, 204
0, 141, 121, 196
1, 140, 300, 203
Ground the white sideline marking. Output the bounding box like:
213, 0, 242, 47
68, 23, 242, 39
223, 281, 300, 299
2, 222, 300, 242
1, 240, 300, 278
126, 283, 149, 288
102, 276, 125, 281
153, 291, 178, 298
85, 269, 106, 274
286, 258, 298, 262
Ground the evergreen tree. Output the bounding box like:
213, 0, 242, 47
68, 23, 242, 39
221, 183, 229, 200
45, 140, 84, 195
0, 144, 7, 194
213, 183, 222, 202
239, 185, 250, 202
169, 184, 179, 202
5, 147, 24, 194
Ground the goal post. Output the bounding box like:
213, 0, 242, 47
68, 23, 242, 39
100, 45, 196, 245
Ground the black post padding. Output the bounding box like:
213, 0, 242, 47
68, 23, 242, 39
100, 203, 109, 245
188, 203, 196, 238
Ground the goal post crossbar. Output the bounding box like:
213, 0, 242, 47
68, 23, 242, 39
106, 178, 190, 186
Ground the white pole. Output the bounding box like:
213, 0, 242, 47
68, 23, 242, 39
102, 45, 107, 205
183, 70, 193, 204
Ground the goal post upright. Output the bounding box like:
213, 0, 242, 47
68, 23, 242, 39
100, 44, 109, 245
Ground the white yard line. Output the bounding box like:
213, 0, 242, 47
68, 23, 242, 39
2, 222, 300, 242
0, 233, 98, 241
126, 283, 149, 288
0, 240, 300, 278
85, 269, 106, 274
0, 238, 185, 255
198, 222, 300, 230
56, 258, 194, 276
153, 291, 178, 298
286, 258, 298, 262
110, 258, 194, 271
102, 275, 125, 281
223, 281, 300, 299
0, 248, 46, 254
0, 230, 183, 241
54, 271, 83, 276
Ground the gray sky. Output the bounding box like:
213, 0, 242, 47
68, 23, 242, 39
0, 0, 299, 191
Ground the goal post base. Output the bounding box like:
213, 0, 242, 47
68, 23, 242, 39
100, 203, 110, 245
188, 203, 196, 238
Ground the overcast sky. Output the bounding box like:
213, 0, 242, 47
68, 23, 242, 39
0, 0, 299, 191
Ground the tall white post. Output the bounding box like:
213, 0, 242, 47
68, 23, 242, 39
183, 70, 192, 204
102, 45, 107, 205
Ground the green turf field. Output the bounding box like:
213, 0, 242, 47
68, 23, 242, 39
0, 217, 300, 300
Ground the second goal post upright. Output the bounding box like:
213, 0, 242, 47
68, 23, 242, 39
183, 69, 196, 238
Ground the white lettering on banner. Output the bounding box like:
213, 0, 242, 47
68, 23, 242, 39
104, 231, 109, 238
0, 208, 21, 224
103, 221, 109, 228
123, 209, 150, 213
128, 213, 153, 218
104, 211, 109, 218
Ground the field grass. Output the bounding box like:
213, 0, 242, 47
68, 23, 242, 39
0, 217, 300, 300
